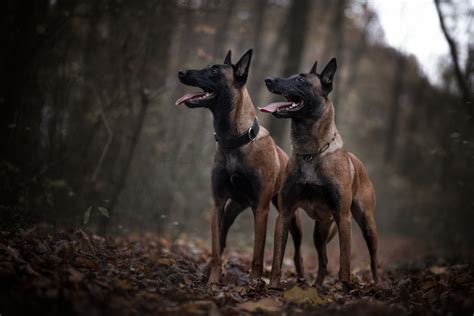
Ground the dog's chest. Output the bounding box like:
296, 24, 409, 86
299, 159, 325, 185
223, 153, 260, 205
292, 160, 340, 214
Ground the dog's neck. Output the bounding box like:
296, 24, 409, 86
290, 101, 343, 156
212, 86, 256, 138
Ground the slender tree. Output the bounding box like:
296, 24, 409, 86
384, 52, 406, 163
434, 0, 472, 116
326, 0, 347, 115
98, 0, 177, 234
268, 0, 312, 143
249, 0, 268, 96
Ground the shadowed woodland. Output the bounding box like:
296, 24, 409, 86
1, 0, 473, 315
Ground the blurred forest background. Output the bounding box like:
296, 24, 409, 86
2, 0, 473, 256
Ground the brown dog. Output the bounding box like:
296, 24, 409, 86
176, 49, 305, 284
260, 58, 379, 287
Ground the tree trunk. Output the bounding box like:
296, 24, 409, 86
1, 1, 49, 166
384, 53, 406, 163
324, 0, 346, 118
434, 0, 472, 116
249, 0, 268, 96
346, 2, 373, 89
98, 1, 177, 234
268, 0, 311, 144
255, 9, 289, 108
212, 0, 236, 59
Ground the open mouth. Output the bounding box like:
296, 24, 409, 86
175, 89, 215, 106
258, 93, 304, 113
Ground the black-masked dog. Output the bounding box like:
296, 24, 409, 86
176, 49, 305, 285
260, 58, 379, 288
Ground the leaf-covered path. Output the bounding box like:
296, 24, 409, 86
0, 226, 472, 315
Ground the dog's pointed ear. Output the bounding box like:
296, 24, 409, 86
234, 49, 253, 86
320, 58, 337, 94
224, 50, 232, 65
309, 60, 318, 74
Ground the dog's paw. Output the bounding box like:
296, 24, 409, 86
296, 277, 306, 285
268, 280, 281, 289
207, 265, 221, 286
207, 275, 220, 286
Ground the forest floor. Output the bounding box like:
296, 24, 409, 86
0, 225, 473, 316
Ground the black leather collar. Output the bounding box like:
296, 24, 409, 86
296, 132, 337, 162
214, 118, 260, 149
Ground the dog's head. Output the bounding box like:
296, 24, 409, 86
176, 49, 253, 110
260, 58, 337, 119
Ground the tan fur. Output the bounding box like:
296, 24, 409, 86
208, 86, 304, 284
270, 101, 379, 287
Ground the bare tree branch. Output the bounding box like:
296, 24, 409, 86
91, 90, 113, 183
434, 0, 472, 116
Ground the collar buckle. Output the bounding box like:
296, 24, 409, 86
318, 143, 330, 154
214, 118, 260, 149
248, 127, 257, 142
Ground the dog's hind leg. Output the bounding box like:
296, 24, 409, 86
326, 222, 338, 244
313, 218, 333, 285
349, 152, 379, 283
270, 210, 293, 287
352, 200, 379, 283
290, 210, 305, 281
220, 199, 246, 253
273, 196, 305, 281
203, 200, 245, 277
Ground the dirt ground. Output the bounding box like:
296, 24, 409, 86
0, 225, 473, 315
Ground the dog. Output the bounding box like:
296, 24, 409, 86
176, 49, 305, 284
260, 58, 379, 288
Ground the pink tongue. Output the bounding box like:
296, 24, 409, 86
175, 92, 207, 106
258, 102, 293, 113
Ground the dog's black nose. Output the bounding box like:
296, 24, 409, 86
265, 77, 275, 85
178, 70, 187, 78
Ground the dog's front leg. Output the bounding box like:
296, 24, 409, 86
208, 198, 226, 285
250, 197, 271, 279
335, 208, 352, 284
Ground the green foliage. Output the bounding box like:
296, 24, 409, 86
83, 206, 109, 226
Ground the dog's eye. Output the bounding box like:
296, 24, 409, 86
298, 77, 305, 82
211, 67, 218, 74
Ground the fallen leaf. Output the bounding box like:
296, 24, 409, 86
68, 267, 84, 282
421, 279, 437, 291
76, 256, 99, 269
430, 266, 447, 275
5, 246, 25, 264
115, 279, 135, 290
156, 257, 176, 266
97, 207, 109, 218
83, 206, 92, 225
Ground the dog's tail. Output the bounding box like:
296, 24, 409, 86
327, 223, 338, 244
